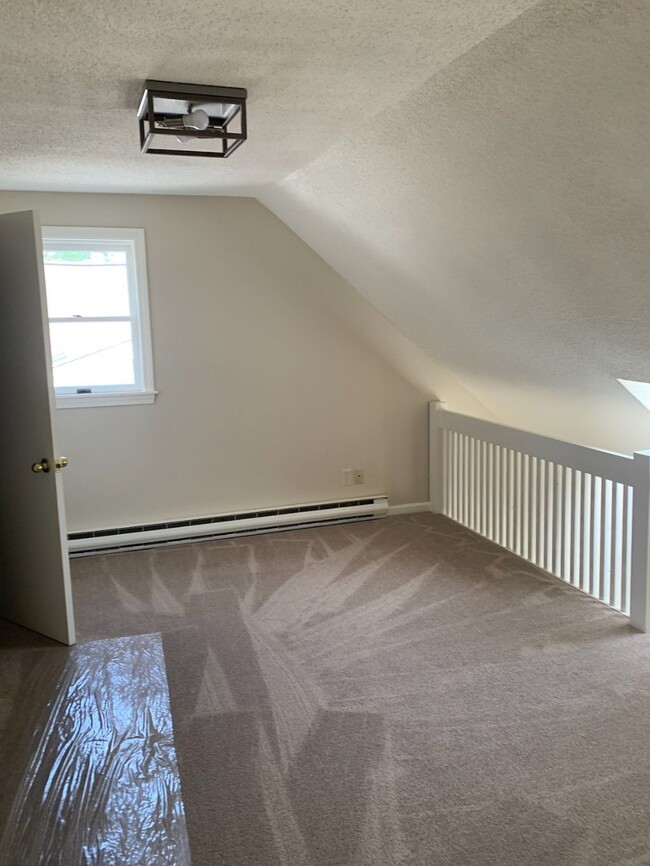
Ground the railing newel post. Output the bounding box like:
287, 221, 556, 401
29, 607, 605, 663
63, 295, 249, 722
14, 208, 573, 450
630, 450, 650, 632
429, 401, 447, 514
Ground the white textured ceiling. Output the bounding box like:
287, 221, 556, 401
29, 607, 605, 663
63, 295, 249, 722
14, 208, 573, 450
0, 0, 537, 193
3, 0, 650, 451
261, 0, 650, 452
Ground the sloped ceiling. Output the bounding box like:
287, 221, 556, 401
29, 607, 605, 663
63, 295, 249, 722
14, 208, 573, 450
261, 0, 650, 453
2, 0, 650, 452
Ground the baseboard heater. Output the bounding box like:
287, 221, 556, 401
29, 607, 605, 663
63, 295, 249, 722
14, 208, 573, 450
67, 495, 389, 557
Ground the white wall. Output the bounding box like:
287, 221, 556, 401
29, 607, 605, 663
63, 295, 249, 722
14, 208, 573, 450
0, 191, 481, 530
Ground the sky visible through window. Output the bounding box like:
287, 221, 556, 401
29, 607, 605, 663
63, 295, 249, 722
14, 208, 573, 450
44, 250, 135, 389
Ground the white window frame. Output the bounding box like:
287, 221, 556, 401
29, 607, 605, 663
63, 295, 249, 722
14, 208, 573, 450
42, 226, 156, 409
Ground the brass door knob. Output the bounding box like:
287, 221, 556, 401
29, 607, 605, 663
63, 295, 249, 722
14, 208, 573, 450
32, 457, 68, 474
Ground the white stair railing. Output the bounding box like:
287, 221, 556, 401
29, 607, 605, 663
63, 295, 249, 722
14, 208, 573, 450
429, 402, 650, 631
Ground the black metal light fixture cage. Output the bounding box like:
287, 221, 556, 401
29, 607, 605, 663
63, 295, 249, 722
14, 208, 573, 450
137, 80, 247, 158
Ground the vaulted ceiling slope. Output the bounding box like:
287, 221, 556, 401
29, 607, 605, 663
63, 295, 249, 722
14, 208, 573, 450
2, 0, 649, 453
261, 0, 650, 454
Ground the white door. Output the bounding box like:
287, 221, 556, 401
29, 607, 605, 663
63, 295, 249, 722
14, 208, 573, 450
0, 211, 75, 645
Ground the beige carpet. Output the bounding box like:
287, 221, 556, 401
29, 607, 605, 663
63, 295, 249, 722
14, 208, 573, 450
2, 513, 650, 865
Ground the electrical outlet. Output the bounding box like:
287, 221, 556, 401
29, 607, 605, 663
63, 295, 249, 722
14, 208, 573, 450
341, 468, 354, 486
354, 469, 364, 485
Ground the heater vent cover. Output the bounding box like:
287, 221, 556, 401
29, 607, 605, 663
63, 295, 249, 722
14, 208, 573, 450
69, 496, 389, 556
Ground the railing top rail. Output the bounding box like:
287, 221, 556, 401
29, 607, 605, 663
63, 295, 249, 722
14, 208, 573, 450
433, 407, 636, 485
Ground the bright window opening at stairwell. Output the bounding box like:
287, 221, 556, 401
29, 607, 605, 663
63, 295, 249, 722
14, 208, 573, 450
618, 379, 650, 412
42, 227, 156, 408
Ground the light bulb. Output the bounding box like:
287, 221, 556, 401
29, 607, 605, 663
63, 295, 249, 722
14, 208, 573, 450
182, 108, 209, 130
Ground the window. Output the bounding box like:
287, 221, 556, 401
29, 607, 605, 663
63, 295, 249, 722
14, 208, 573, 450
42, 227, 155, 408
618, 379, 650, 412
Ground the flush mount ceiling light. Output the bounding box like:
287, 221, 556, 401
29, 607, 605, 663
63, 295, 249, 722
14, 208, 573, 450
137, 80, 247, 158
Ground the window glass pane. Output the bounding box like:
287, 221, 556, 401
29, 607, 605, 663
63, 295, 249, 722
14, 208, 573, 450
43, 249, 131, 318
50, 321, 135, 388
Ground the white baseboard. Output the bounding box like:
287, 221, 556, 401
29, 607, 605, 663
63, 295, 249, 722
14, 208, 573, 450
387, 502, 431, 516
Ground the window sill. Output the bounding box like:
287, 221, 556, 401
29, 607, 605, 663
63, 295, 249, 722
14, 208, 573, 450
55, 390, 157, 409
